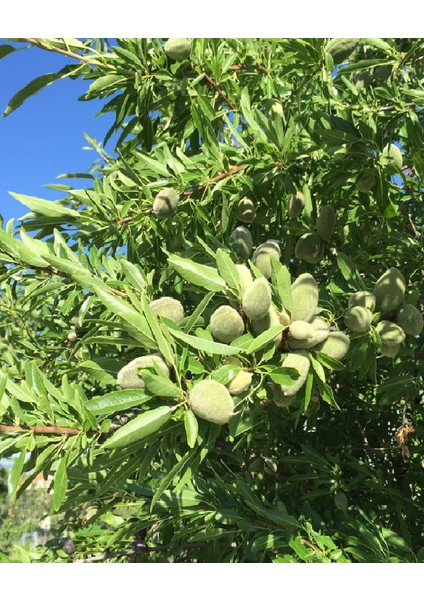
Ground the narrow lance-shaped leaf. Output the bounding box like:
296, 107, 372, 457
336, 252, 366, 290
184, 410, 199, 449
3, 64, 81, 117
216, 248, 240, 291
139, 371, 182, 398
167, 254, 226, 292
102, 406, 173, 449
9, 192, 80, 219
140, 292, 176, 368
53, 455, 68, 511
86, 390, 152, 416
167, 325, 244, 356
150, 449, 194, 511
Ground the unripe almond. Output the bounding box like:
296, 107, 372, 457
242, 278, 272, 321
164, 38, 191, 61
149, 297, 185, 323
189, 380, 234, 425
153, 188, 179, 219
210, 305, 245, 344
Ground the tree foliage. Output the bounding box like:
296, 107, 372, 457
0, 37, 424, 563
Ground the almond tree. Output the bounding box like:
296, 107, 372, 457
0, 38, 423, 563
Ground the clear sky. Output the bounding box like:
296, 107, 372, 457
0, 39, 116, 223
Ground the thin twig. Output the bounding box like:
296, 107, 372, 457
0, 424, 81, 436
118, 164, 248, 225
183, 164, 247, 198
408, 215, 421, 239
202, 71, 237, 112
74, 541, 237, 563
24, 38, 108, 68
229, 63, 269, 75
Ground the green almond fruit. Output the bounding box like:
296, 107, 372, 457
251, 306, 282, 347
164, 38, 191, 61
117, 354, 170, 389
153, 188, 179, 219
290, 273, 319, 323
288, 328, 329, 350
376, 320, 406, 346
309, 316, 330, 331
278, 308, 292, 327
380, 341, 401, 358
356, 171, 375, 193
287, 191, 305, 218
373, 267, 405, 314
210, 305, 245, 344
344, 306, 373, 333
252, 240, 281, 279
235, 264, 254, 295
326, 38, 359, 64
227, 370, 253, 396
317, 205, 336, 242
264, 99, 284, 119
289, 320, 315, 340
237, 197, 256, 223
243, 278, 272, 321
189, 380, 234, 425
295, 232, 323, 264
278, 351, 310, 397
272, 383, 297, 407
382, 143, 403, 170
230, 226, 253, 261
397, 304, 423, 336
348, 291, 376, 311
316, 331, 351, 360
149, 296, 185, 323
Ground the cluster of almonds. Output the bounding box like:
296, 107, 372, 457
344, 267, 423, 357
115, 263, 352, 425
229, 196, 337, 269
294, 203, 337, 265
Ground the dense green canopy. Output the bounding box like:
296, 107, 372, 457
0, 38, 423, 563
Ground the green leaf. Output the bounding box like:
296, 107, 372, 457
215, 248, 240, 291
9, 446, 28, 497
138, 154, 170, 177
9, 192, 80, 219
183, 291, 215, 333
363, 39, 395, 55
85, 390, 151, 416
271, 260, 293, 313
246, 325, 284, 354
3, 64, 79, 117
168, 254, 226, 292
0, 228, 49, 267
140, 293, 176, 368
150, 449, 194, 511
139, 371, 181, 397
336, 252, 366, 290
0, 44, 17, 60
86, 74, 127, 97
310, 354, 326, 383
102, 406, 173, 449
267, 366, 300, 386
167, 325, 243, 356
184, 410, 199, 448
53, 455, 68, 511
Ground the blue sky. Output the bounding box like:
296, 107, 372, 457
0, 39, 116, 223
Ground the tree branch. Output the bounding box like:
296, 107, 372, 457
0, 424, 81, 436
118, 164, 247, 225
23, 38, 109, 68
202, 71, 237, 112
74, 541, 237, 563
